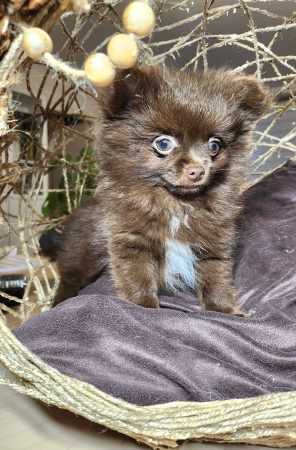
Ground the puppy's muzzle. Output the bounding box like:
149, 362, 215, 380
184, 164, 205, 182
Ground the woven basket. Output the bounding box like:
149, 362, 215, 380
1, 317, 296, 448
1, 1, 296, 447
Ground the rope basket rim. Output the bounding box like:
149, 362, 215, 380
1, 314, 296, 449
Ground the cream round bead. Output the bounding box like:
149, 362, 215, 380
122, 1, 155, 37
107, 33, 139, 69
22, 28, 53, 60
84, 53, 116, 88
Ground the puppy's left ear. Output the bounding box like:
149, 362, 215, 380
97, 65, 161, 120
234, 74, 273, 122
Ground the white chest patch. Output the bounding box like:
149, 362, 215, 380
170, 215, 180, 236
164, 239, 198, 292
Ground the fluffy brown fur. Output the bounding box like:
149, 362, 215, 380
53, 65, 271, 314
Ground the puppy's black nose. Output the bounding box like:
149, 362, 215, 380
185, 165, 205, 181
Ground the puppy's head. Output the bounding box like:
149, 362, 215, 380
99, 65, 271, 195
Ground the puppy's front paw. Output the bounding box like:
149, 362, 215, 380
225, 306, 249, 317
138, 295, 160, 308
121, 292, 159, 308
201, 287, 246, 317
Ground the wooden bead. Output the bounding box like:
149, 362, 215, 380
122, 1, 155, 37
22, 27, 53, 60
107, 34, 138, 69
84, 53, 116, 87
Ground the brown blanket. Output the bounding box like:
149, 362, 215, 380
14, 160, 296, 405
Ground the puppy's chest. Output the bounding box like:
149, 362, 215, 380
164, 214, 198, 292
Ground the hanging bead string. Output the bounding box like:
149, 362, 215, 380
21, 1, 156, 88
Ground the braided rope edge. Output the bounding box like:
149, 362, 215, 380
1, 316, 296, 449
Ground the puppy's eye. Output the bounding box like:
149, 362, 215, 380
208, 138, 221, 156
152, 135, 177, 156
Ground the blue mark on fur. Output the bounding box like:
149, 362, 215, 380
165, 239, 198, 292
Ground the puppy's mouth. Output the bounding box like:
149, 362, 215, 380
161, 167, 210, 193
160, 177, 206, 195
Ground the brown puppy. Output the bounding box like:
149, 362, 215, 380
53, 65, 270, 314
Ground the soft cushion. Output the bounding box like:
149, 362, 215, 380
14, 160, 296, 405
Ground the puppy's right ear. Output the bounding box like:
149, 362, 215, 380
98, 65, 160, 119
232, 73, 273, 123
